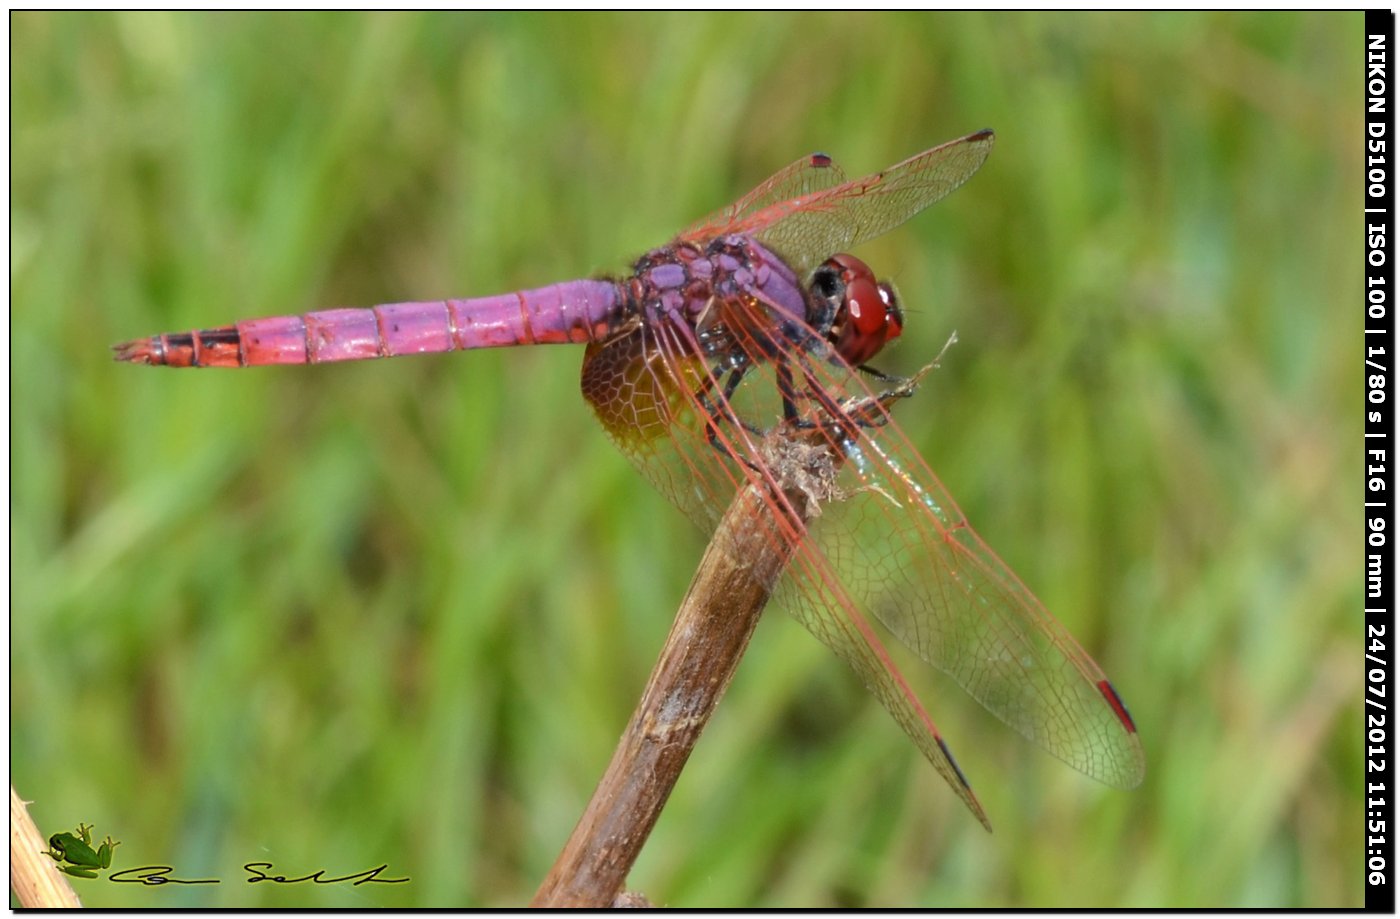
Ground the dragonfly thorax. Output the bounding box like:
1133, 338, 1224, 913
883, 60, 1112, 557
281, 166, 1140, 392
630, 235, 808, 355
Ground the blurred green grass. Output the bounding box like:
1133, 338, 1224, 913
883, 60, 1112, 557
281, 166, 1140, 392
12, 11, 1360, 907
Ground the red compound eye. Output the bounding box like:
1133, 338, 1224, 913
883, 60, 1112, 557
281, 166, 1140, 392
878, 283, 903, 342
824, 254, 900, 366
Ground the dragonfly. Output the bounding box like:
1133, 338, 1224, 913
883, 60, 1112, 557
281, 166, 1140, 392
115, 129, 1144, 829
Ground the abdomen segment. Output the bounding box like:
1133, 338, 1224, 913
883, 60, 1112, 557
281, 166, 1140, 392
113, 279, 625, 367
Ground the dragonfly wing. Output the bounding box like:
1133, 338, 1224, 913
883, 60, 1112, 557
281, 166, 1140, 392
680, 152, 849, 246
776, 372, 1147, 789
778, 536, 994, 828
737, 130, 995, 272
739, 333, 1143, 795
581, 321, 748, 534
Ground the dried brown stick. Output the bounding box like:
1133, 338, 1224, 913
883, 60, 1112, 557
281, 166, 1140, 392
530, 463, 823, 908
10, 785, 84, 908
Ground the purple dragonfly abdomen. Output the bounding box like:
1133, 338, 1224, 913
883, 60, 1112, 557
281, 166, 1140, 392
113, 279, 626, 367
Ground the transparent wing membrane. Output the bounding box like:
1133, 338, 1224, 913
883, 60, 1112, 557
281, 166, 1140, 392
681, 130, 996, 273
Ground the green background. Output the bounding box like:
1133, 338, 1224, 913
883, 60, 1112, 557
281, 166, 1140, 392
13, 11, 1362, 908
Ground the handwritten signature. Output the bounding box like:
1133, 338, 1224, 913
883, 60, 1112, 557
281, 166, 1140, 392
107, 863, 408, 886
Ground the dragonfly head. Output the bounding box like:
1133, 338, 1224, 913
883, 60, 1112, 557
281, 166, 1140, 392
811, 253, 903, 368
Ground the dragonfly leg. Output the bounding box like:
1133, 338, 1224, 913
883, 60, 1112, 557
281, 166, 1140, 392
775, 362, 803, 423
777, 354, 866, 445
694, 363, 763, 435
694, 361, 765, 469
837, 367, 931, 431
777, 348, 936, 442
691, 347, 901, 471
856, 362, 909, 386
